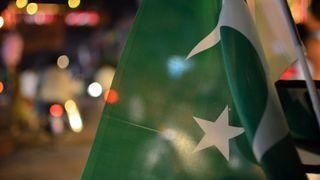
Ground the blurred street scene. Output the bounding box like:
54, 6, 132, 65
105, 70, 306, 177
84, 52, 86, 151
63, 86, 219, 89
0, 0, 138, 179
0, 97, 103, 179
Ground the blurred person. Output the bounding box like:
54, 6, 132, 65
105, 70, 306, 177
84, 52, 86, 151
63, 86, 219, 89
39, 67, 74, 105
1, 32, 26, 136
37, 55, 75, 133
282, 0, 320, 80
306, 0, 320, 32
281, 23, 320, 80
299, 23, 320, 80
19, 68, 40, 132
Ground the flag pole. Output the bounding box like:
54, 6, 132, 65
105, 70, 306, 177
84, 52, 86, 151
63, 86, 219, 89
279, 0, 320, 129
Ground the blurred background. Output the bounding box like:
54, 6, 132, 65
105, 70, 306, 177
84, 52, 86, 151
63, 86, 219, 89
0, 0, 316, 179
0, 0, 138, 179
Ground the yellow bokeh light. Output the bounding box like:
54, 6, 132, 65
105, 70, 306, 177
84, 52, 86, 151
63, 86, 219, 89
16, 0, 28, 9
64, 100, 83, 133
26, 3, 38, 15
0, 17, 4, 29
65, 100, 77, 113
68, 0, 81, 9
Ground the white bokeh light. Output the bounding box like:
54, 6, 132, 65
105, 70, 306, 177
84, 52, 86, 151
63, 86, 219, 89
87, 82, 102, 97
0, 17, 4, 29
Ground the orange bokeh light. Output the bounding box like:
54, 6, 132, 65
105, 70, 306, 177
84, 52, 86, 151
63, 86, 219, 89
49, 104, 64, 117
104, 89, 119, 105
0, 82, 4, 93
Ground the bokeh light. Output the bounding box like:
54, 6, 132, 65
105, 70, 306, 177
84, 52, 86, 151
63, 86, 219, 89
49, 104, 64, 117
16, 0, 28, 9
65, 11, 100, 27
104, 89, 119, 104
68, 0, 81, 9
26, 3, 38, 15
65, 100, 76, 112
167, 56, 194, 79
65, 100, 83, 133
87, 82, 103, 97
0, 16, 4, 29
57, 55, 70, 69
0, 81, 4, 93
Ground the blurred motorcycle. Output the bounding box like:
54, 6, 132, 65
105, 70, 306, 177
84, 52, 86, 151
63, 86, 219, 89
43, 100, 83, 136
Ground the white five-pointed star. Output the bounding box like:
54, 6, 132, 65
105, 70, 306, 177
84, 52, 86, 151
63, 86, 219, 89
193, 106, 244, 161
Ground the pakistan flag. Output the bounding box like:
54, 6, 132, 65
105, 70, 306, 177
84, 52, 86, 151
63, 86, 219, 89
82, 0, 306, 179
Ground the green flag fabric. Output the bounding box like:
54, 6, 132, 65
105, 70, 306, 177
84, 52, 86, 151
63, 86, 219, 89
82, 0, 306, 179
218, 1, 306, 179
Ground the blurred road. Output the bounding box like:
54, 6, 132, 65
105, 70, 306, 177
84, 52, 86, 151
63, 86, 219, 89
0, 145, 90, 180
0, 97, 104, 180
